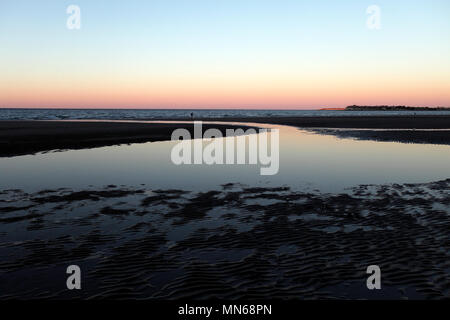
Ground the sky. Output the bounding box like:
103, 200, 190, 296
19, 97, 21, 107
0, 0, 449, 109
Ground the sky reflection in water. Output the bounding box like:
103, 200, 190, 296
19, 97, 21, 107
1, 123, 449, 193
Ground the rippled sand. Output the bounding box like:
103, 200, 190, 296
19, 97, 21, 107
0, 180, 449, 299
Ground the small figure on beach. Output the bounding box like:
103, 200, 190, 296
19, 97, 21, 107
190, 112, 194, 120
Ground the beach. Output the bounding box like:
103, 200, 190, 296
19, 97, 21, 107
1, 179, 449, 299
0, 115, 449, 300
191, 115, 450, 129
1, 115, 450, 157
0, 121, 259, 157
193, 115, 450, 145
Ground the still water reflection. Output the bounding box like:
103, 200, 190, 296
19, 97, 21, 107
1, 122, 449, 193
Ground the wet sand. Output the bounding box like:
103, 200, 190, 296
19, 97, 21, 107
0, 180, 449, 299
192, 115, 450, 145
188, 115, 450, 129
308, 128, 450, 145
0, 121, 259, 157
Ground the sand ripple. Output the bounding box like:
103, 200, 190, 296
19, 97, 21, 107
0, 180, 449, 299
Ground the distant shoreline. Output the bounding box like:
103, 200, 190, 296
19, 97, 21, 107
319, 106, 450, 111
345, 105, 450, 111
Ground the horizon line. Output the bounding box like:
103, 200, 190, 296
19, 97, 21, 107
1, 106, 449, 111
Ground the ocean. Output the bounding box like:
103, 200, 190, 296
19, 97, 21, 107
1, 108, 449, 120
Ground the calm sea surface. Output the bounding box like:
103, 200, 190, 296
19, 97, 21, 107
1, 108, 449, 120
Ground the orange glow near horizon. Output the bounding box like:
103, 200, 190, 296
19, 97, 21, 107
1, 1, 450, 109
2, 69, 450, 109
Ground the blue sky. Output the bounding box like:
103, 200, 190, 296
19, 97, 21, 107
1, 0, 449, 108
